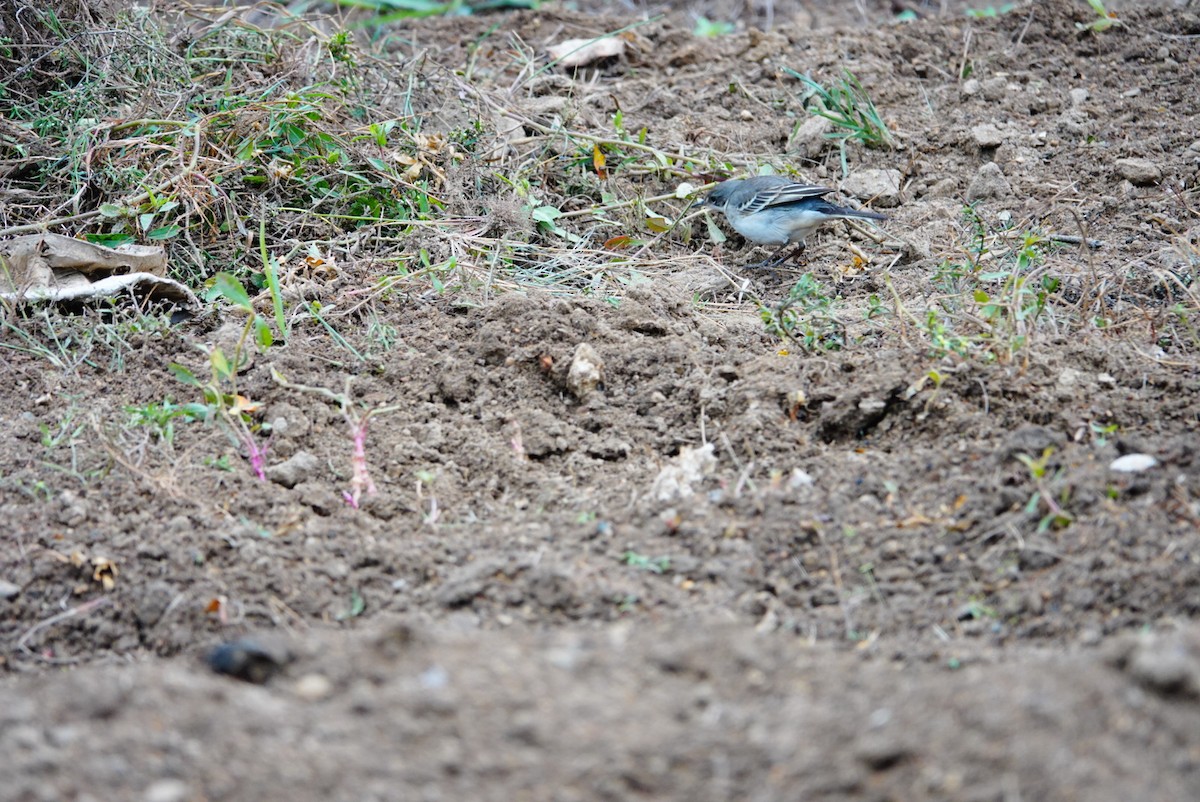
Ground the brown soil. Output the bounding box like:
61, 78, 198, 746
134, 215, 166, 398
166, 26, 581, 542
3, 1, 1200, 800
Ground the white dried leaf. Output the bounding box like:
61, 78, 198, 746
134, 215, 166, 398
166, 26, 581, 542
547, 37, 625, 68
1109, 454, 1158, 473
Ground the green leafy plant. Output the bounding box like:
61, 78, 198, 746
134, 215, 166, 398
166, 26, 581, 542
1078, 0, 1119, 32
169, 272, 274, 480
622, 551, 671, 574
1015, 447, 1074, 533
761, 273, 845, 351
693, 17, 734, 38
786, 68, 893, 175
966, 4, 1016, 17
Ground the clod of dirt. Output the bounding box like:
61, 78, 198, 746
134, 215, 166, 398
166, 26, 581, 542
566, 343, 605, 400
1115, 157, 1162, 186
206, 637, 292, 684
842, 168, 903, 207
971, 122, 1005, 149
267, 450, 322, 488
1107, 627, 1200, 700
966, 161, 1012, 200
650, 444, 716, 501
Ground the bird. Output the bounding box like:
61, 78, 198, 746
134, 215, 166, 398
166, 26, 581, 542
697, 175, 887, 267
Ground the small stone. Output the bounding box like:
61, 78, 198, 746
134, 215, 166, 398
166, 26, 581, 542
266, 450, 320, 488
1110, 454, 1158, 473
1097, 373, 1117, 386
566, 343, 604, 399
1115, 157, 1161, 186
293, 673, 333, 702
925, 178, 958, 198
143, 779, 190, 802
981, 77, 1007, 101
1188, 140, 1200, 153
206, 637, 292, 683
1069, 88, 1089, 107
966, 161, 1012, 200
961, 78, 981, 97
790, 114, 833, 157
842, 168, 903, 207
971, 123, 1004, 149
1055, 367, 1081, 393
0, 580, 20, 601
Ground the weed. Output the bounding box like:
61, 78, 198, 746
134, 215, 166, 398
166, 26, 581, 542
786, 69, 893, 175
693, 17, 734, 38
1078, 0, 1120, 32
271, 371, 401, 508
170, 273, 273, 480
965, 4, 1016, 17
622, 551, 671, 574
123, 400, 206, 448
1015, 448, 1074, 533
761, 273, 846, 351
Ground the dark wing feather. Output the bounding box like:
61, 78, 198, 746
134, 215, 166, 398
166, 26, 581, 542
740, 183, 836, 214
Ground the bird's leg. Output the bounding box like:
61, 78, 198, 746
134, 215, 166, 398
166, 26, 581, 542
748, 243, 804, 270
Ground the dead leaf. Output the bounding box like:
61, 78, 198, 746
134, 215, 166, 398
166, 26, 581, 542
91, 556, 118, 591
592, 144, 607, 179
547, 37, 625, 68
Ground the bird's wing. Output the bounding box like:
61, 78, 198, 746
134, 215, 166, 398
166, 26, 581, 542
740, 183, 835, 214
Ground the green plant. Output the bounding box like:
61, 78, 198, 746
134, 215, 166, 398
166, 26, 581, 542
786, 69, 893, 175
761, 273, 846, 351
622, 551, 671, 574
124, 399, 207, 448
1015, 448, 1074, 533
966, 4, 1016, 17
693, 17, 734, 38
271, 370, 402, 508
169, 272, 274, 480
1078, 0, 1119, 32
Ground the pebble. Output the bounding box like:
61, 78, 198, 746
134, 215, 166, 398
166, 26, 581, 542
842, 168, 902, 207
566, 343, 604, 400
971, 123, 1004, 149
966, 161, 1012, 200
265, 450, 321, 488
206, 637, 292, 683
1109, 454, 1158, 473
293, 673, 333, 702
1069, 88, 1089, 107
143, 780, 190, 802
1115, 157, 1161, 186
0, 579, 20, 601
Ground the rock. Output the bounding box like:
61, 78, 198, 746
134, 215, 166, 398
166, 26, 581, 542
0, 579, 20, 601
981, 77, 1007, 101
925, 178, 958, 198
143, 779, 191, 802
1115, 157, 1161, 186
966, 161, 1011, 200
971, 123, 1004, 149
1109, 454, 1158, 473
293, 673, 333, 702
960, 78, 981, 97
1068, 88, 1089, 107
791, 114, 833, 157
842, 168, 902, 207
206, 637, 292, 683
266, 450, 320, 488
566, 343, 604, 400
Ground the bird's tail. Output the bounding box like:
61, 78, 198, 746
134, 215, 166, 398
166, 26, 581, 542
814, 200, 887, 222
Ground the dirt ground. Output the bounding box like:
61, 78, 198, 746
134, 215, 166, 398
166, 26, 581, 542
2, 0, 1200, 800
